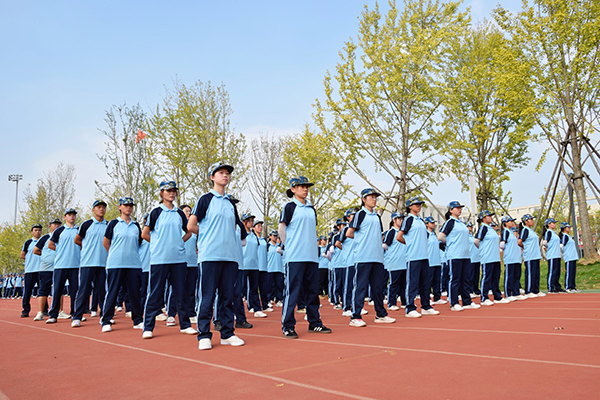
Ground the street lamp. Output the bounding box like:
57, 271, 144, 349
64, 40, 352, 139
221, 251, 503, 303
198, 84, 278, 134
8, 174, 23, 225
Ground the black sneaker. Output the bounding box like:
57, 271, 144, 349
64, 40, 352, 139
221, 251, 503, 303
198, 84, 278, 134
214, 320, 222, 331
283, 329, 298, 339
21, 312, 29, 318
235, 321, 253, 329
308, 325, 332, 334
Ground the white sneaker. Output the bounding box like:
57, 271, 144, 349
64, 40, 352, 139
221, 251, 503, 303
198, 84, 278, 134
388, 305, 400, 311
155, 313, 168, 321
125, 311, 132, 318
441, 291, 448, 297
374, 316, 396, 323
450, 304, 464, 312
116, 307, 123, 312
405, 311, 421, 318
421, 308, 440, 315
180, 327, 197, 335
514, 295, 527, 300
33, 312, 44, 321
221, 335, 245, 346
470, 293, 478, 299
275, 301, 283, 307
463, 303, 480, 309
525, 293, 537, 298
254, 311, 267, 318
263, 308, 274, 313
535, 292, 546, 297
432, 299, 447, 305
90, 311, 98, 317
520, 288, 525, 294
481, 299, 495, 306
71, 319, 81, 327
190, 316, 197, 323
198, 338, 212, 350
166, 316, 177, 326
57, 311, 71, 320
133, 323, 143, 330
248, 308, 255, 313
142, 331, 153, 339
101, 324, 112, 333
349, 319, 367, 327
494, 298, 510, 304
45, 318, 57, 324
342, 310, 352, 317
401, 305, 406, 309
507, 296, 517, 302
360, 308, 368, 315
368, 301, 374, 306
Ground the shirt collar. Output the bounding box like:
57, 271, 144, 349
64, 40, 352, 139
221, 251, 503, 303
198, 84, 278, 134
160, 203, 177, 212
210, 189, 224, 198
92, 217, 106, 224
293, 197, 311, 207
361, 206, 376, 215
117, 217, 134, 225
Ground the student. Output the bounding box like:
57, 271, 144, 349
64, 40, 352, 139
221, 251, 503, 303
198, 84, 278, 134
424, 217, 445, 306
397, 197, 439, 318
267, 231, 284, 305
181, 205, 199, 323
71, 200, 108, 327
139, 214, 156, 315
142, 182, 195, 338
317, 235, 329, 298
475, 210, 509, 306
329, 220, 347, 310
241, 214, 267, 317
518, 214, 545, 298
254, 220, 273, 313
560, 222, 580, 293
32, 219, 61, 320
338, 209, 367, 318
439, 202, 479, 311
383, 212, 407, 311
20, 224, 42, 317
279, 176, 332, 338
543, 218, 565, 293
46, 208, 81, 324
500, 215, 526, 301
345, 188, 395, 326
467, 222, 481, 296
188, 162, 246, 350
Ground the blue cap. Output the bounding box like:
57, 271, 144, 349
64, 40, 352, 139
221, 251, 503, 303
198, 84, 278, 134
92, 199, 107, 208
318, 235, 327, 241
447, 201, 465, 210
49, 218, 62, 226
253, 220, 264, 227
31, 223, 42, 230
119, 197, 135, 206
336, 218, 347, 226
224, 194, 240, 204
491, 222, 498, 227
241, 213, 255, 222
208, 161, 234, 177
466, 221, 473, 227
269, 230, 279, 237
391, 211, 405, 220
405, 196, 425, 208
544, 217, 557, 226
478, 210, 494, 219
159, 180, 178, 191
501, 215, 515, 224
424, 216, 436, 224
286, 176, 314, 198
361, 188, 381, 198
344, 208, 357, 219
560, 222, 571, 229
521, 213, 534, 222
64, 207, 77, 216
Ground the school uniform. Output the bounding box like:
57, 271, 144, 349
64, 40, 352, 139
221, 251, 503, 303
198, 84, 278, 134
476, 223, 502, 301
520, 227, 542, 294
73, 218, 108, 321
401, 214, 433, 313
21, 237, 40, 315
267, 241, 284, 302
340, 226, 356, 312
15, 275, 24, 297
545, 230, 563, 292
384, 228, 407, 307
440, 249, 449, 293
167, 231, 199, 320
561, 233, 579, 290
143, 204, 191, 332
426, 231, 442, 302
242, 231, 261, 312
35, 234, 56, 298
257, 236, 271, 310
318, 245, 329, 296
330, 232, 345, 306
48, 225, 81, 319
502, 228, 522, 297
101, 218, 144, 327
441, 218, 473, 306
468, 235, 481, 294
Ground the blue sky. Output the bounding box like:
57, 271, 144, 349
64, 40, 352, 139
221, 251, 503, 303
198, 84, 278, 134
1, 0, 587, 223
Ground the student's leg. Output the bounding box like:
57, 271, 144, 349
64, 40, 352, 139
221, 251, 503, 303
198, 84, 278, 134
258, 271, 270, 309
419, 260, 433, 310
282, 263, 304, 331
405, 261, 420, 313
186, 266, 199, 319
448, 259, 460, 306
334, 268, 344, 306
169, 263, 190, 329
167, 285, 177, 318
49, 270, 68, 319
318, 268, 328, 296
388, 270, 399, 307
21, 272, 38, 315
398, 270, 407, 306
143, 264, 170, 332
531, 259, 541, 294
491, 262, 502, 300
101, 269, 123, 326
553, 258, 563, 291
343, 266, 355, 312
303, 262, 323, 328
370, 263, 387, 318
140, 271, 149, 307
565, 261, 577, 290
94, 267, 107, 316
458, 259, 472, 305
215, 261, 237, 340
472, 262, 481, 294
480, 263, 493, 302
124, 269, 143, 326
431, 266, 442, 301
73, 267, 94, 321
247, 270, 260, 311
197, 261, 219, 340
351, 263, 371, 319
67, 268, 79, 315
441, 263, 449, 293
233, 268, 248, 323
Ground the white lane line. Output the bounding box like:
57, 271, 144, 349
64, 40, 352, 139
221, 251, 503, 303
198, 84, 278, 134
0, 320, 376, 400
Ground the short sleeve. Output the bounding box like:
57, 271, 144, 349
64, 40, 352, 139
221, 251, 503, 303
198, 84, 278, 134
78, 219, 93, 239
35, 235, 49, 250
147, 207, 163, 232
176, 209, 189, 233
340, 226, 349, 243
544, 230, 552, 242
280, 202, 296, 226
475, 226, 488, 240
22, 239, 32, 252
519, 229, 529, 241
384, 230, 395, 246
501, 229, 509, 243
441, 219, 455, 236
349, 210, 366, 230
561, 234, 568, 246
50, 226, 64, 243
134, 222, 143, 245
400, 216, 413, 234
192, 193, 213, 224
104, 220, 119, 241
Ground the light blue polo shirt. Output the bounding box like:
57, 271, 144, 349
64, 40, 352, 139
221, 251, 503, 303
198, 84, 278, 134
330, 234, 344, 268
184, 232, 198, 267
545, 230, 561, 259
440, 217, 470, 260
383, 228, 406, 271
340, 226, 356, 267
78, 218, 108, 267
400, 214, 428, 262
50, 225, 80, 269
105, 218, 142, 269
147, 204, 187, 265
280, 198, 319, 263
194, 190, 245, 263
520, 227, 541, 262
22, 238, 40, 273
561, 234, 579, 262
468, 235, 480, 263
349, 207, 384, 264
267, 242, 284, 273
36, 234, 55, 271
475, 224, 501, 264
440, 248, 446, 264
243, 231, 260, 270
427, 231, 442, 267
235, 225, 244, 269
318, 246, 329, 269
139, 240, 151, 273
258, 237, 268, 272
502, 228, 522, 264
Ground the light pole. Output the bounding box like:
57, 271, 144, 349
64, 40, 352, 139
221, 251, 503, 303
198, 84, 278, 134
8, 174, 23, 225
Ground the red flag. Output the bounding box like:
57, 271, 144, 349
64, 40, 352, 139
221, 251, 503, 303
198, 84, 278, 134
136, 128, 147, 143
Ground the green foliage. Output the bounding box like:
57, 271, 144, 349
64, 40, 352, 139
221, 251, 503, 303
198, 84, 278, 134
0, 223, 28, 273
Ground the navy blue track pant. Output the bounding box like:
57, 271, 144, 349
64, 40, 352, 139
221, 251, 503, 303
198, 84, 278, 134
547, 258, 563, 292
504, 263, 521, 297
197, 261, 237, 340
74, 267, 106, 320
343, 266, 355, 312
49, 268, 79, 318
406, 259, 432, 313
144, 263, 189, 331
387, 270, 406, 307
565, 261, 577, 290
351, 262, 387, 319
448, 258, 472, 306
430, 266, 442, 301
244, 270, 261, 311
167, 266, 199, 319
102, 268, 143, 326
471, 262, 481, 294
481, 262, 502, 301
22, 272, 39, 314
282, 262, 323, 331
524, 260, 541, 294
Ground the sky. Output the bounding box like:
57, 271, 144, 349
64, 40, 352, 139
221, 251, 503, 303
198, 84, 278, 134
1, 0, 595, 224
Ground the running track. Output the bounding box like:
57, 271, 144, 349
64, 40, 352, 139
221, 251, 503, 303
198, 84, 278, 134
1, 294, 599, 399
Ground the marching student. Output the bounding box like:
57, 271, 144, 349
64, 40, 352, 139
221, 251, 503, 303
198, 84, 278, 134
500, 216, 526, 301
467, 222, 481, 296
267, 231, 284, 305
475, 210, 509, 306
241, 213, 267, 318
46, 208, 81, 324
518, 214, 545, 298
346, 188, 395, 326
20, 224, 42, 317
339, 209, 368, 318
383, 212, 407, 311
439, 202, 479, 311
329, 220, 347, 309
543, 218, 565, 293
279, 176, 332, 338
560, 222, 580, 293
188, 162, 247, 350
71, 200, 108, 327
142, 181, 195, 338
397, 196, 439, 318
254, 220, 273, 313
424, 217, 445, 306
32, 219, 61, 320
100, 197, 144, 332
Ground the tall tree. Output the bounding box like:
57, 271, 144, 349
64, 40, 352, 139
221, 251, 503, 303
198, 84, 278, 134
494, 0, 600, 258
0, 223, 29, 274
314, 0, 469, 211
440, 22, 533, 212
148, 80, 247, 204
96, 103, 156, 220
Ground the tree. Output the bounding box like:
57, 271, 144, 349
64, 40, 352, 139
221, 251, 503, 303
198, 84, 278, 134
494, 0, 600, 258
276, 125, 349, 234
314, 0, 469, 212
440, 22, 533, 213
148, 80, 247, 204
96, 103, 156, 220
0, 223, 28, 274
247, 133, 285, 236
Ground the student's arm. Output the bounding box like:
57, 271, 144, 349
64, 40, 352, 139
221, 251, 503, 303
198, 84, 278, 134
74, 234, 83, 248
33, 247, 42, 256
345, 228, 355, 238
187, 215, 199, 235
20, 251, 26, 260
48, 240, 56, 251
396, 216, 412, 244
396, 230, 406, 244
278, 223, 287, 245
141, 226, 151, 243
103, 237, 111, 252
182, 231, 192, 242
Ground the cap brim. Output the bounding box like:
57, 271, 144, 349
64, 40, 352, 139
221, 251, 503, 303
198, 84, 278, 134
121, 203, 136, 206
94, 202, 107, 207
212, 165, 234, 175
